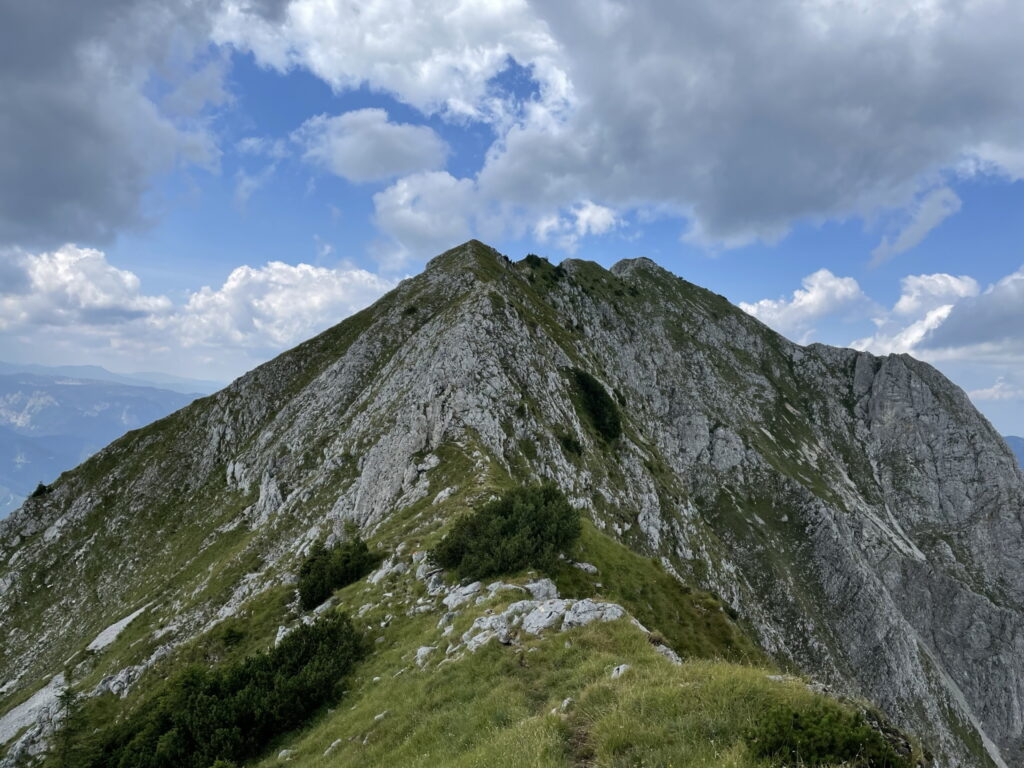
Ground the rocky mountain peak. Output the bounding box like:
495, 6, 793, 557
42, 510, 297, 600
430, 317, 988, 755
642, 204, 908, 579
1, 241, 1022, 767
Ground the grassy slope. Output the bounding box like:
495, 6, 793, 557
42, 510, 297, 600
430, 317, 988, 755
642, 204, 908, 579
52, 517, 923, 768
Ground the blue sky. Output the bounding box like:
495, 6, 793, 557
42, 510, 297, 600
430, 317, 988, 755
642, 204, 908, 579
2, 0, 1024, 434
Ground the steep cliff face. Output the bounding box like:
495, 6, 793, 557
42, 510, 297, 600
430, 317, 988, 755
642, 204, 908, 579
1, 241, 1021, 766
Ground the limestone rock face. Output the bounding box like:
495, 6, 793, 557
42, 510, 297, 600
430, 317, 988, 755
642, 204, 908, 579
1, 240, 1022, 767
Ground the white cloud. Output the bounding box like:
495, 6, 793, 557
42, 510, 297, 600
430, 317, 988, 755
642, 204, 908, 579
293, 109, 449, 183
969, 377, 1024, 402
740, 269, 867, 341
851, 268, 1024, 365
871, 187, 963, 265
215, 0, 1024, 251
176, 260, 394, 348
0, 245, 395, 380
892, 273, 979, 316
533, 200, 618, 252
851, 272, 978, 355
0, 246, 171, 330
852, 305, 955, 356
916, 268, 1024, 359
371, 172, 479, 268
9, 0, 1024, 254
213, 0, 562, 120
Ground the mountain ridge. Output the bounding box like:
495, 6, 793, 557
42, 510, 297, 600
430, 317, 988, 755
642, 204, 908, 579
0, 361, 222, 396
1, 240, 1022, 767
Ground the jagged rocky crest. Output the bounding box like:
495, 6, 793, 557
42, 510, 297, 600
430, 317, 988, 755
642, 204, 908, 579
1, 240, 1022, 766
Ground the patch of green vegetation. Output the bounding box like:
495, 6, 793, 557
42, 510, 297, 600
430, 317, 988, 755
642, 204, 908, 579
570, 368, 621, 441
297, 526, 380, 610
520, 253, 566, 281
553, 523, 762, 662
235, 605, 921, 768
432, 484, 581, 580
557, 431, 583, 458
53, 614, 364, 768
747, 698, 911, 767
517, 437, 538, 462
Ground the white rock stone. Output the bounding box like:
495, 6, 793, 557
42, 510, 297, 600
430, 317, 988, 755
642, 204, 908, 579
442, 581, 482, 609
87, 605, 149, 652
524, 578, 559, 601
520, 599, 572, 634
611, 664, 631, 679
652, 643, 683, 665
0, 673, 64, 744
462, 613, 515, 650
562, 599, 625, 629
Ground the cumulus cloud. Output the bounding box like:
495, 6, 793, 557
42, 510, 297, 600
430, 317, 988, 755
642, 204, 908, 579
293, 109, 449, 183
0, 246, 395, 379
892, 273, 980, 316
852, 305, 956, 357
852, 268, 1024, 363
917, 268, 1024, 358
533, 200, 618, 252
740, 269, 868, 342
0, 246, 172, 330
215, 0, 1024, 251
371, 172, 479, 268
8, 0, 1024, 254
871, 187, 963, 265
212, 0, 562, 119
176, 260, 394, 348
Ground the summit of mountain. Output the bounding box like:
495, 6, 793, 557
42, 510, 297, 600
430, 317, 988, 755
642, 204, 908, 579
1, 240, 1021, 767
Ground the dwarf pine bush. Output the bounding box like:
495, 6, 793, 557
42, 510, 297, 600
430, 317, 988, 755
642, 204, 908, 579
431, 483, 581, 580
297, 527, 380, 610
72, 614, 364, 768
747, 698, 911, 768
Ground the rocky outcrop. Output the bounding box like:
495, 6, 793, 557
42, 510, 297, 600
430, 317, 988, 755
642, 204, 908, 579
1, 240, 1021, 766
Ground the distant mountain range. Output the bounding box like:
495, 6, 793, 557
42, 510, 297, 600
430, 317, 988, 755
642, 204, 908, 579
0, 363, 216, 516
0, 361, 223, 396
1007, 435, 1024, 467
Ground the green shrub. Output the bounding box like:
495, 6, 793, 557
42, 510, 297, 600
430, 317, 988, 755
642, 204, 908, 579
69, 614, 364, 768
521, 253, 566, 280
558, 432, 583, 458
31, 482, 49, 498
747, 699, 910, 768
431, 484, 581, 580
297, 528, 380, 610
571, 369, 621, 441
